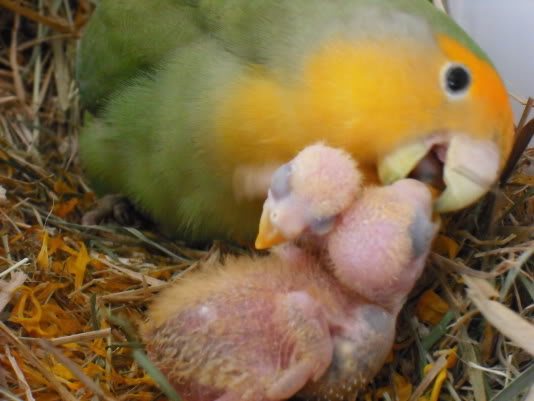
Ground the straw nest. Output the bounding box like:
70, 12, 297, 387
0, 2, 533, 401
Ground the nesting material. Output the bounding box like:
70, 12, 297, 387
0, 2, 533, 401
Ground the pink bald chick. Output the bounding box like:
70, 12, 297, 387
255, 143, 361, 249
142, 144, 438, 401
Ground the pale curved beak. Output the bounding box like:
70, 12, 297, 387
378, 135, 501, 213
255, 207, 288, 250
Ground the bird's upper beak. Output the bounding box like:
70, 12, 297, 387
378, 134, 500, 213
255, 206, 289, 250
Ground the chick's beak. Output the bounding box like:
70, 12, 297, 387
378, 134, 501, 213
255, 207, 288, 250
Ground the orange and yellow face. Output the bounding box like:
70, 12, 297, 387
214, 33, 514, 213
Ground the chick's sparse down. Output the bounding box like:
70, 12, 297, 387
142, 145, 439, 401
256, 143, 362, 248
77, 0, 514, 243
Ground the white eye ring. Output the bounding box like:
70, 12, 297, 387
440, 62, 472, 100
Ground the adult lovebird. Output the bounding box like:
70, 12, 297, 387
77, 0, 515, 244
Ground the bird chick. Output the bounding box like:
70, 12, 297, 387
142, 144, 438, 401
255, 143, 362, 249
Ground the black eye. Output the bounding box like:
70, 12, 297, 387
443, 64, 471, 95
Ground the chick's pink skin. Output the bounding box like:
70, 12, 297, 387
142, 253, 339, 401
293, 179, 437, 398
326, 179, 439, 313
142, 184, 437, 401
142, 248, 398, 401
259, 143, 362, 244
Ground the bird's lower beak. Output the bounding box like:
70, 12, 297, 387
255, 208, 288, 250
378, 134, 500, 213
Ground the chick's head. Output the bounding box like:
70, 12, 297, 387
255, 143, 362, 249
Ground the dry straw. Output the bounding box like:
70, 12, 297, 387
0, 2, 532, 401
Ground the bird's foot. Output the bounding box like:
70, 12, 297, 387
82, 194, 146, 227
